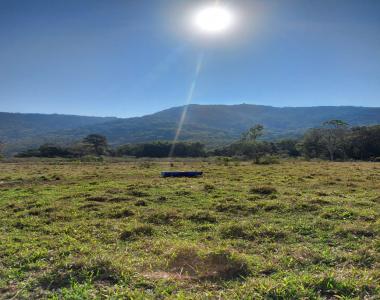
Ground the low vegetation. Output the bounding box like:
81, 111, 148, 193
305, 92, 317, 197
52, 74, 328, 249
0, 160, 379, 298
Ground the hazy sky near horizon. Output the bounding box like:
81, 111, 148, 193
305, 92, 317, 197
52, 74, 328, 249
0, 0, 379, 117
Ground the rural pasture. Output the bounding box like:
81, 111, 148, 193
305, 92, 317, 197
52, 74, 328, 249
0, 160, 379, 299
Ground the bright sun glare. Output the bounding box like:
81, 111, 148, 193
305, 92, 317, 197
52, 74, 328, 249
194, 5, 233, 34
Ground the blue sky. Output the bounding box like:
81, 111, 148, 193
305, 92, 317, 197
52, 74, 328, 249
0, 0, 379, 117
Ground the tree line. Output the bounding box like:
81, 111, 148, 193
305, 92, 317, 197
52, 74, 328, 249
300, 121, 380, 161
15, 134, 110, 158
7, 120, 380, 162
13, 135, 206, 159
215, 121, 380, 162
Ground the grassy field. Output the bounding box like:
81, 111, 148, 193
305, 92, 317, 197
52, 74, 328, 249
0, 160, 379, 299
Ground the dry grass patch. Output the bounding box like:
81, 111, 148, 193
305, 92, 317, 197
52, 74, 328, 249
166, 247, 250, 280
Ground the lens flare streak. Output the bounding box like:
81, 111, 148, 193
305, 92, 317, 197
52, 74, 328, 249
169, 53, 204, 159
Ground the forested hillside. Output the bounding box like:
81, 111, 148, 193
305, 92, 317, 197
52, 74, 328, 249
1, 104, 380, 155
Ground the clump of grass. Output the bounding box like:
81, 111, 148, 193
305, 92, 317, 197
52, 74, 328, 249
310, 198, 331, 205
316, 191, 329, 197
220, 223, 287, 241
38, 257, 122, 289
44, 207, 55, 213
145, 210, 181, 225
321, 208, 357, 220
120, 224, 154, 240
13, 221, 28, 229
188, 211, 217, 223
335, 224, 376, 238
86, 196, 108, 202
196, 224, 214, 232
220, 223, 250, 240
127, 189, 148, 197
256, 201, 285, 212
203, 184, 215, 192
111, 209, 135, 219
238, 224, 287, 240
312, 275, 357, 298
292, 202, 320, 212
175, 190, 191, 196
80, 203, 101, 210
167, 247, 250, 280
27, 208, 42, 216
106, 188, 124, 194
39, 175, 49, 181
215, 200, 256, 214
135, 200, 147, 206
156, 196, 167, 202
352, 248, 378, 267
215, 203, 245, 213
293, 223, 317, 236
249, 186, 277, 195
46, 212, 73, 223
51, 174, 61, 180
108, 197, 132, 203
357, 209, 377, 221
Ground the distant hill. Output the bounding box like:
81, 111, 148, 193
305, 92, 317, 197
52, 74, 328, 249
0, 112, 117, 155
1, 104, 380, 155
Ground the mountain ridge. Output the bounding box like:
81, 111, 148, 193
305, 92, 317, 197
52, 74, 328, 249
1, 104, 380, 155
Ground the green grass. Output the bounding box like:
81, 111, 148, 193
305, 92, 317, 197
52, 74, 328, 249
0, 160, 379, 299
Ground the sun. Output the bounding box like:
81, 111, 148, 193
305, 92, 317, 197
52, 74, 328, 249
194, 5, 234, 34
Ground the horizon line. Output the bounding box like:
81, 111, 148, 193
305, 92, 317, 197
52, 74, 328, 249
1, 102, 379, 119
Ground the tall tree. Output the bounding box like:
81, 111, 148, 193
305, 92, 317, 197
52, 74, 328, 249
237, 125, 269, 163
299, 128, 326, 159
275, 139, 301, 157
83, 134, 108, 156
321, 120, 349, 161
241, 124, 264, 142
347, 125, 380, 160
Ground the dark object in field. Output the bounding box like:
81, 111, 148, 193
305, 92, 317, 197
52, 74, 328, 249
249, 186, 277, 195
161, 171, 203, 178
